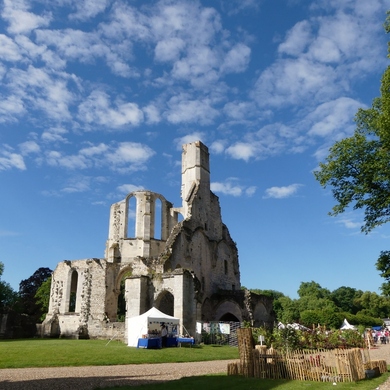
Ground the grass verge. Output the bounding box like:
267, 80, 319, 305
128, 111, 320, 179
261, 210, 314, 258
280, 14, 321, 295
104, 372, 390, 390
0, 339, 238, 368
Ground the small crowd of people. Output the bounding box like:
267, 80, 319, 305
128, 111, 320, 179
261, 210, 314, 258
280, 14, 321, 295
372, 329, 390, 344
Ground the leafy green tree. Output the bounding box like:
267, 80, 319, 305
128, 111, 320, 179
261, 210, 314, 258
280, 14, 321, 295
330, 286, 363, 314
273, 296, 300, 324
35, 277, 51, 322
297, 281, 331, 300
314, 13, 390, 234
0, 262, 18, 312
19, 267, 52, 321
376, 251, 390, 296
354, 291, 390, 318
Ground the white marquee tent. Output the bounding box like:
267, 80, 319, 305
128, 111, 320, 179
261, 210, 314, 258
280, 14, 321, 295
127, 307, 180, 347
340, 318, 356, 330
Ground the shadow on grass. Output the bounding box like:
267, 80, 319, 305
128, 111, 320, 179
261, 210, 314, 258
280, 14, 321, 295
2, 372, 389, 390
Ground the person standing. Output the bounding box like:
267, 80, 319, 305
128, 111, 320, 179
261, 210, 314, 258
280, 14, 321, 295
161, 324, 168, 347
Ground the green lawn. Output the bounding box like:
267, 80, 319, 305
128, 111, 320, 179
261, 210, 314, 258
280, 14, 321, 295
106, 373, 390, 390
0, 339, 388, 390
0, 339, 238, 368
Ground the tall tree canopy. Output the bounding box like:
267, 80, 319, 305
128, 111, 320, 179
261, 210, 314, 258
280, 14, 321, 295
0, 262, 18, 312
314, 12, 390, 234
19, 267, 52, 320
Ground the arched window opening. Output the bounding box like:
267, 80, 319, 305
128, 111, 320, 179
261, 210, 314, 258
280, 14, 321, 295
69, 270, 78, 313
219, 312, 240, 322
154, 197, 162, 240
127, 196, 136, 238
156, 291, 174, 316
117, 270, 132, 322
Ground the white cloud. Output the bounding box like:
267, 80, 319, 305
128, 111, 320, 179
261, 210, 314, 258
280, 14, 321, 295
143, 104, 161, 124
2, 0, 51, 35
0, 34, 23, 61
278, 20, 312, 56
223, 101, 257, 121
226, 142, 256, 162
45, 142, 155, 172
211, 178, 256, 197
166, 94, 219, 125
336, 217, 361, 230
211, 181, 242, 197
174, 132, 206, 150
19, 141, 40, 155
245, 186, 257, 197
69, 0, 111, 20
0, 95, 25, 122
46, 150, 89, 170
106, 142, 155, 169
0, 149, 26, 170
155, 37, 185, 62
41, 127, 69, 143
78, 90, 144, 128
253, 57, 338, 108
263, 184, 303, 199
210, 140, 227, 154
307, 97, 362, 138
220, 43, 251, 73
117, 184, 145, 195
7, 66, 74, 121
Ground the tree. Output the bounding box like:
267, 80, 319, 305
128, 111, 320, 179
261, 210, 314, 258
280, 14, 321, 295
297, 281, 331, 299
35, 277, 51, 322
330, 286, 363, 314
0, 262, 18, 312
19, 267, 52, 321
314, 11, 390, 234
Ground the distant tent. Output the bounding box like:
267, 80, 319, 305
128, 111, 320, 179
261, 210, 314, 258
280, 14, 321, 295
127, 307, 180, 347
287, 323, 310, 331
340, 318, 356, 330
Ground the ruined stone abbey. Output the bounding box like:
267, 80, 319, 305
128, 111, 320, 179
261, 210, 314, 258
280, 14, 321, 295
41, 141, 274, 341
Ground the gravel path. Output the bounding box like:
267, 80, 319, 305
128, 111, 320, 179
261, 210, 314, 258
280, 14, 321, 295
0, 344, 389, 390
0, 360, 237, 390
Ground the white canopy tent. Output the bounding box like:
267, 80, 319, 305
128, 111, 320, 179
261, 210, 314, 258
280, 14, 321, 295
340, 318, 356, 330
127, 307, 180, 347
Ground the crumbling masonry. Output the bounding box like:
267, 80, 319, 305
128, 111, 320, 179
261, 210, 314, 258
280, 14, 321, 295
41, 141, 274, 341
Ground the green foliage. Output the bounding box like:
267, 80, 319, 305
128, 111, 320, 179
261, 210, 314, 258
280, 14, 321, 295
297, 281, 330, 299
271, 327, 302, 352
35, 277, 52, 322
0, 262, 18, 312
330, 286, 363, 314
300, 309, 343, 329
18, 267, 52, 321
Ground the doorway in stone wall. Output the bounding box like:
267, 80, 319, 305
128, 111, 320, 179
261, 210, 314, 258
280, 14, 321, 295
155, 290, 174, 316
116, 269, 132, 321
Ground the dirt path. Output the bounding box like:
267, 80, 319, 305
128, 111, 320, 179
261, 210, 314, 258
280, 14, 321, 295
0, 360, 237, 390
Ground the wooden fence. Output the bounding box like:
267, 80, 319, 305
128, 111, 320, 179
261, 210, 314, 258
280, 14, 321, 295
228, 328, 386, 383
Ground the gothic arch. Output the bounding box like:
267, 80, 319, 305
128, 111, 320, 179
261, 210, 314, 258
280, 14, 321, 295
214, 300, 242, 322
155, 290, 174, 316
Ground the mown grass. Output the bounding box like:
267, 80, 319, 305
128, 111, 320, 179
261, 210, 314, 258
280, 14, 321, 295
0, 339, 238, 368
106, 372, 390, 390
1, 339, 389, 390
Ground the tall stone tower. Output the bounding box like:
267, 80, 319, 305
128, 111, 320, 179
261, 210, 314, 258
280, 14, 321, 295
180, 141, 210, 219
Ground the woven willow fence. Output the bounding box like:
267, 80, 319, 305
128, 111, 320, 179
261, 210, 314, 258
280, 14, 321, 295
228, 328, 387, 383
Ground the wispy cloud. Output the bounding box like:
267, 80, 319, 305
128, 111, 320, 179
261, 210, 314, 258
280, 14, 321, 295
211, 178, 256, 197
263, 184, 303, 199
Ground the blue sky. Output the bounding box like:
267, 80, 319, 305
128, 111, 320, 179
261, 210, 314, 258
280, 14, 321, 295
0, 0, 389, 299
